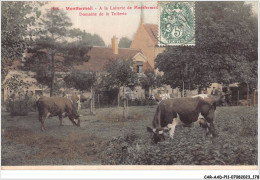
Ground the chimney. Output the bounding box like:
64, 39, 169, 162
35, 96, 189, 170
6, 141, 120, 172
111, 36, 118, 55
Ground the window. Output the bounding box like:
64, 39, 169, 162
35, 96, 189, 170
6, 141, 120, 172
136, 61, 143, 73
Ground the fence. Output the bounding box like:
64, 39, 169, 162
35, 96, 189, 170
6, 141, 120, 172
81, 93, 158, 109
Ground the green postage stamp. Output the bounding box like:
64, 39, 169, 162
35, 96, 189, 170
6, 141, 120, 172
158, 2, 195, 46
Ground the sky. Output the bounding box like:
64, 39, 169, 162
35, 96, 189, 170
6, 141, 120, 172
44, 1, 258, 46
44, 1, 158, 45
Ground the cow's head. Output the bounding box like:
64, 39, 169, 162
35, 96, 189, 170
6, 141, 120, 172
147, 127, 170, 143
69, 114, 80, 127
80, 95, 89, 102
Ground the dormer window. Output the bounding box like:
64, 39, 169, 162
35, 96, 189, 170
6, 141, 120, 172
136, 61, 143, 73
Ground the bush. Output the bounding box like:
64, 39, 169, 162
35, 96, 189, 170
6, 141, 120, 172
6, 94, 36, 116
128, 99, 157, 106
101, 131, 257, 165
239, 116, 258, 137
101, 132, 144, 165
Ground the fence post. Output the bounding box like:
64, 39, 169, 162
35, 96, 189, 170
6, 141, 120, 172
237, 90, 239, 106
123, 98, 127, 120
182, 81, 185, 97
90, 98, 92, 114
90, 87, 93, 114
117, 92, 120, 108
19, 96, 21, 114
97, 94, 100, 108
93, 90, 95, 114
90, 86, 95, 115
253, 89, 256, 106
126, 98, 128, 118
246, 83, 249, 106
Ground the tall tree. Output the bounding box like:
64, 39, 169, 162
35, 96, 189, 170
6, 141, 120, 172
1, 2, 43, 81
25, 9, 91, 96
70, 28, 105, 46
118, 37, 132, 48
196, 2, 257, 86
156, 45, 214, 95
156, 2, 257, 91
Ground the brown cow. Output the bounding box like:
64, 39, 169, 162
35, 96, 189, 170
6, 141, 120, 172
147, 95, 216, 143
36, 96, 80, 131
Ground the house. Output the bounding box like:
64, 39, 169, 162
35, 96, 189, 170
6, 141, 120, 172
2, 50, 71, 104
2, 36, 153, 103
130, 17, 165, 70
130, 16, 183, 97
2, 70, 45, 104
130, 16, 223, 97
74, 36, 153, 74
74, 36, 153, 99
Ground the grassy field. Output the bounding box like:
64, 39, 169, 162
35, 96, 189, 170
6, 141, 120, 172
1, 105, 258, 165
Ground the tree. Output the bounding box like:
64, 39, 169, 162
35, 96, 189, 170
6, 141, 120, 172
195, 2, 257, 86
1, 2, 43, 81
64, 71, 96, 92
139, 72, 164, 97
104, 59, 137, 90
4, 76, 31, 93
70, 28, 105, 46
104, 59, 137, 119
104, 59, 137, 107
156, 46, 213, 95
64, 71, 97, 114
118, 37, 132, 48
25, 9, 91, 96
156, 2, 257, 93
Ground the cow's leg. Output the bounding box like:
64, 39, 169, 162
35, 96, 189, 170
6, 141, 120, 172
168, 113, 181, 139
59, 115, 63, 126
68, 115, 77, 126
207, 122, 215, 137
204, 108, 216, 137
77, 101, 81, 111
41, 120, 45, 131
40, 114, 48, 131
41, 112, 50, 131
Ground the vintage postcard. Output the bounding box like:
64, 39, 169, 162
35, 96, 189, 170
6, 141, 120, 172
1, 0, 258, 175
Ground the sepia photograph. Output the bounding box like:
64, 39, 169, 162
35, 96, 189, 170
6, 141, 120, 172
1, 0, 258, 171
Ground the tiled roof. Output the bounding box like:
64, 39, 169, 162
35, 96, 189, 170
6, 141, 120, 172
143, 24, 158, 45
14, 46, 153, 72
74, 47, 143, 71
